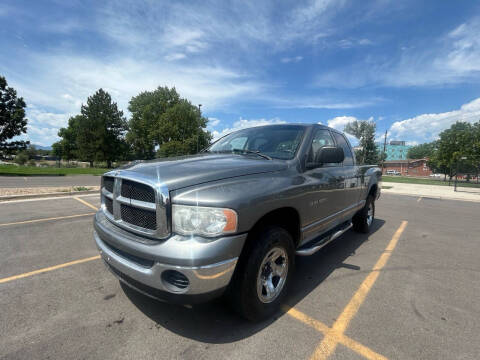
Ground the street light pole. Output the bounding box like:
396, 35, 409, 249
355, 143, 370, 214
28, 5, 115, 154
381, 130, 387, 174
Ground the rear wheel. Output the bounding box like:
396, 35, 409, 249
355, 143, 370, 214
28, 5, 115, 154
227, 226, 294, 321
352, 195, 375, 233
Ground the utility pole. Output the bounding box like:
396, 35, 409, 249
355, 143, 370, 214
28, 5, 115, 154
381, 130, 387, 174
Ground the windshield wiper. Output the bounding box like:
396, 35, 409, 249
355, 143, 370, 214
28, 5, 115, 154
211, 149, 272, 160
232, 148, 272, 160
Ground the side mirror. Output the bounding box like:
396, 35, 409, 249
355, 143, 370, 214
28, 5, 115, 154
306, 146, 344, 169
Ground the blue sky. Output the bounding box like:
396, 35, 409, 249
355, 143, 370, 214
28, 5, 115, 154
1, 0, 480, 147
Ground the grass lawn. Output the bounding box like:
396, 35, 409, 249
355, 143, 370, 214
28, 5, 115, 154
0, 165, 108, 176
382, 175, 480, 188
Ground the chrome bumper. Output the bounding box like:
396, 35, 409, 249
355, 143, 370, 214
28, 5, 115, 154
94, 211, 246, 298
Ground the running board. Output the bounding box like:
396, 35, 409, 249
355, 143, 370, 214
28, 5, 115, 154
296, 222, 352, 256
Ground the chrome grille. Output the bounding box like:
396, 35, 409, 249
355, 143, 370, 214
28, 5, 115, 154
101, 173, 171, 239
121, 179, 155, 203
104, 196, 113, 215
120, 204, 156, 230
103, 176, 114, 193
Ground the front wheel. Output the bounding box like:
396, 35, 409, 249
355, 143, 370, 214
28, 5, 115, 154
352, 195, 375, 233
228, 226, 295, 321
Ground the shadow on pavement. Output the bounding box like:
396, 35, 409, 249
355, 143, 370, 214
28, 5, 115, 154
454, 187, 480, 194
121, 219, 385, 343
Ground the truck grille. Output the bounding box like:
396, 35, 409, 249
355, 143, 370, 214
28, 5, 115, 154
120, 204, 156, 230
121, 179, 155, 203
103, 176, 114, 193
100, 174, 170, 239
104, 196, 113, 215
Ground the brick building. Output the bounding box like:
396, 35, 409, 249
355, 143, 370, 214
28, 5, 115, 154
383, 158, 432, 176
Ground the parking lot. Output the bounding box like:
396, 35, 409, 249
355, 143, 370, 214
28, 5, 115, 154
1, 193, 479, 359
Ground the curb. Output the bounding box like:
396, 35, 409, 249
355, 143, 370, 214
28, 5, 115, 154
381, 190, 480, 203
0, 189, 99, 202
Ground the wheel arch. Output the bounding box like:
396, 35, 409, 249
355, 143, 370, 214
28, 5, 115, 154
243, 207, 301, 252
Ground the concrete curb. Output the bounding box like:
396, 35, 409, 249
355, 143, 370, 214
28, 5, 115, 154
382, 190, 480, 203
0, 189, 99, 202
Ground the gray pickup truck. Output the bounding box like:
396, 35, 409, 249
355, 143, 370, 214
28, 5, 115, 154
94, 124, 381, 320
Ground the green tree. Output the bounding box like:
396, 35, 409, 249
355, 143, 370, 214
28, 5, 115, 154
77, 89, 128, 167
26, 144, 37, 159
471, 121, 480, 182
14, 151, 28, 165
0, 76, 29, 155
344, 120, 378, 165
407, 142, 436, 159
433, 122, 473, 181
127, 86, 180, 159
52, 115, 82, 162
127, 86, 211, 159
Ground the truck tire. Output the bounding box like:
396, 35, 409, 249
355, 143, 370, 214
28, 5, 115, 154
352, 195, 375, 233
227, 226, 295, 321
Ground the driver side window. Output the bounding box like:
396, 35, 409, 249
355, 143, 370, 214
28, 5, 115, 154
308, 129, 335, 165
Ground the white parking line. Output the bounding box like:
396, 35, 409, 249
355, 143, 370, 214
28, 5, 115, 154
0, 193, 98, 205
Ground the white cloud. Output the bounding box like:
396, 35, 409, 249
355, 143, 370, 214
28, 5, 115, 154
12, 53, 263, 114
325, 116, 359, 131
97, 0, 344, 57
40, 19, 83, 34
389, 97, 480, 143
6, 51, 265, 146
444, 19, 480, 73
315, 17, 480, 88
267, 95, 381, 109
212, 118, 286, 140
26, 126, 62, 147
384, 18, 480, 86
27, 105, 71, 128
208, 117, 221, 127
324, 115, 377, 145
358, 38, 373, 46
338, 38, 373, 48
281, 56, 303, 63
164, 53, 187, 61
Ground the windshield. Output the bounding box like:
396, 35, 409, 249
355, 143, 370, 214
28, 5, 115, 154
206, 125, 305, 160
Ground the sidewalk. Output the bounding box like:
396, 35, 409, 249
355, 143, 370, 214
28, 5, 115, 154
382, 182, 480, 202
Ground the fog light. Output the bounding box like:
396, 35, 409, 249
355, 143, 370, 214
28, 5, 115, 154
161, 270, 190, 292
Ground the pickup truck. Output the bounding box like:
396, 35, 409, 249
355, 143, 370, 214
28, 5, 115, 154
94, 124, 381, 321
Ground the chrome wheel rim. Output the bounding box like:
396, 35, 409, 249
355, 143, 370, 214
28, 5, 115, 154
256, 247, 289, 303
367, 203, 374, 227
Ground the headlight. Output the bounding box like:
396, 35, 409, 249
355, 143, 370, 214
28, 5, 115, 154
172, 204, 238, 237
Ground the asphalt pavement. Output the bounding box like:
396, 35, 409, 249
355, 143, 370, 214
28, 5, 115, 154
0, 193, 479, 359
0, 175, 101, 188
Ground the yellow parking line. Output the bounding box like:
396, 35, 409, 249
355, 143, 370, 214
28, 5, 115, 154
73, 196, 99, 211
0, 255, 101, 284
417, 197, 422, 203
0, 213, 95, 227
283, 306, 387, 360
310, 221, 408, 360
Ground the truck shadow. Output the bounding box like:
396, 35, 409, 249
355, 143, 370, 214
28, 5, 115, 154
121, 219, 385, 343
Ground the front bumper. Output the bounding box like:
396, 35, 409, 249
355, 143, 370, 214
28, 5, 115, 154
94, 211, 247, 303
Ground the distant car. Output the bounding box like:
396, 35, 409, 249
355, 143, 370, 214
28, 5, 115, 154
386, 170, 401, 176
429, 174, 442, 178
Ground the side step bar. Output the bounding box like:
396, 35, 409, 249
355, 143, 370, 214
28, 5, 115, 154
296, 222, 352, 256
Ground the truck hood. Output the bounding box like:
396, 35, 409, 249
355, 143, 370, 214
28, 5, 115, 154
115, 154, 287, 191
